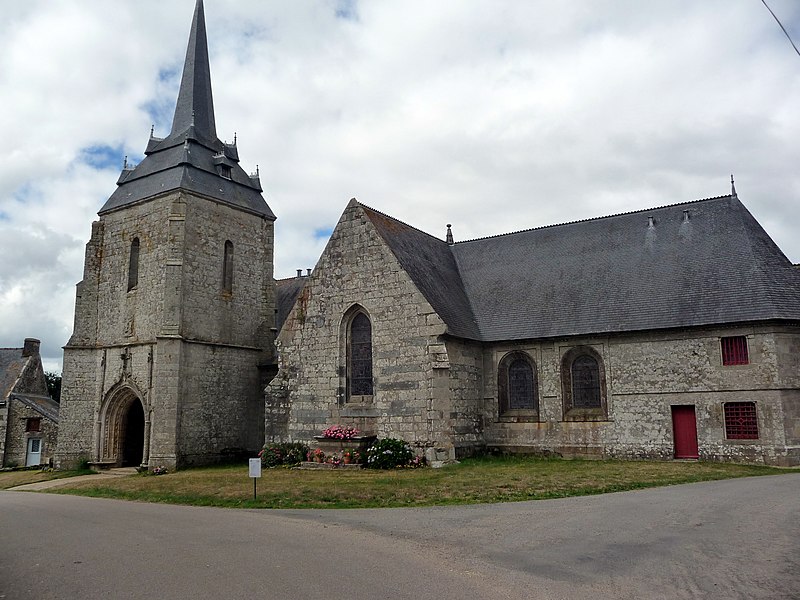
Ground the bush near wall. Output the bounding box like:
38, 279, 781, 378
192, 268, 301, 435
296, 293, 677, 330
259, 442, 309, 467
365, 438, 425, 469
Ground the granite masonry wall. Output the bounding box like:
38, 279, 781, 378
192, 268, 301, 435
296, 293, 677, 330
57, 191, 274, 470
270, 202, 475, 453
483, 324, 800, 466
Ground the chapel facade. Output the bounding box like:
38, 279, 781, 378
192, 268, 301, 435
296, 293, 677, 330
268, 197, 800, 466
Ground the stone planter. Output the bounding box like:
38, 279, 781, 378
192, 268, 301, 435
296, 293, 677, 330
312, 435, 376, 456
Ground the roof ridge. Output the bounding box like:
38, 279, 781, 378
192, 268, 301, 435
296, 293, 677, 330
358, 201, 448, 245
454, 194, 734, 245
731, 197, 799, 314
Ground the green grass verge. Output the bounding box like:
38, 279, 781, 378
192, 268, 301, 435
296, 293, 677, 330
45, 456, 796, 509
0, 468, 95, 490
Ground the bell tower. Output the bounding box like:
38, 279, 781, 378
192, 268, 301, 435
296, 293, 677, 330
56, 0, 276, 470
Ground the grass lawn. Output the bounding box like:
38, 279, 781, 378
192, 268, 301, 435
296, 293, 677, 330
45, 456, 795, 509
0, 468, 95, 490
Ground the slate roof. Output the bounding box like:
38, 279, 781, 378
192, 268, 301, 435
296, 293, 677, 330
0, 348, 27, 401
99, 0, 274, 220
359, 194, 800, 342
275, 276, 308, 332
363, 206, 480, 339
11, 394, 59, 423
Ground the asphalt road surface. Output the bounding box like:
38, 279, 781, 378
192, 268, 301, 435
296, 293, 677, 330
1, 474, 798, 600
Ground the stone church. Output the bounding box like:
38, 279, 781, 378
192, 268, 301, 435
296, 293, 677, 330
57, 1, 800, 469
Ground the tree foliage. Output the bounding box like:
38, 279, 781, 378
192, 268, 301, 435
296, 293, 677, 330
44, 371, 61, 402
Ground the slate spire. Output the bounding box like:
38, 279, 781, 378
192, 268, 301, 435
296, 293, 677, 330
99, 0, 274, 219
170, 0, 217, 141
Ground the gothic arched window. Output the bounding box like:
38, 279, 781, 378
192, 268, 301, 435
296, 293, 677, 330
561, 346, 608, 421
571, 355, 601, 408
498, 352, 538, 416
348, 312, 373, 399
223, 240, 234, 294
127, 238, 140, 292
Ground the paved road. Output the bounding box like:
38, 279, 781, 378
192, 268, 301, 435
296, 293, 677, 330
1, 474, 798, 600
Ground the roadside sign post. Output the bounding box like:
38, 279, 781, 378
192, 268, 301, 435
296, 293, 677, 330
249, 458, 262, 501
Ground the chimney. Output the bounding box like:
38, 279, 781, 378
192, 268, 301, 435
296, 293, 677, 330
22, 338, 40, 357
296, 269, 302, 278
306, 268, 312, 276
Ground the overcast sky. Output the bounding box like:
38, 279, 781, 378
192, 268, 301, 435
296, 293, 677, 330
1, 0, 799, 372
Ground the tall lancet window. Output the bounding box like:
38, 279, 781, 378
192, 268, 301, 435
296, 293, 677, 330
348, 312, 373, 398
223, 240, 234, 294
127, 238, 140, 292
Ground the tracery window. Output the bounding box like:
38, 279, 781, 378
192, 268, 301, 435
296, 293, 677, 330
127, 237, 140, 292
561, 346, 608, 421
348, 312, 373, 398
498, 352, 538, 416
223, 240, 234, 293
571, 355, 601, 409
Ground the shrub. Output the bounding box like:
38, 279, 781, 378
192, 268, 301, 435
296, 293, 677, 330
365, 438, 420, 469
259, 442, 309, 467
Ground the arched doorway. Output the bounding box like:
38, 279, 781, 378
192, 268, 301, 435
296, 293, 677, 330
122, 400, 145, 466
100, 386, 147, 467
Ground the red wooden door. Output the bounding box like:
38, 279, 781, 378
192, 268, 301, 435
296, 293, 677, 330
672, 405, 699, 459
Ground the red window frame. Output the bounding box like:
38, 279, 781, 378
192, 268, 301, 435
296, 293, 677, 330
26, 417, 41, 432
721, 336, 748, 366
724, 402, 759, 440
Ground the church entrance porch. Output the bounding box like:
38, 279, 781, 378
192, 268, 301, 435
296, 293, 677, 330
99, 386, 149, 468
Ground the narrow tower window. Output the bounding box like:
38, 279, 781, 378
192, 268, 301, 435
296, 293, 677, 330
127, 238, 140, 292
223, 240, 234, 293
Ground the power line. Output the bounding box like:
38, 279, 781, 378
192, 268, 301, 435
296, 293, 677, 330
761, 0, 800, 58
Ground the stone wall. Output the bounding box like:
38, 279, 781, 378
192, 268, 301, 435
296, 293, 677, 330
483, 324, 800, 465
58, 191, 274, 470
441, 339, 484, 457
3, 400, 58, 467
272, 202, 462, 451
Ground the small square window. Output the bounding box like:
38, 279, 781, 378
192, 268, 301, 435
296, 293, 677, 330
721, 336, 748, 365
219, 165, 232, 179
724, 402, 759, 439
26, 417, 41, 432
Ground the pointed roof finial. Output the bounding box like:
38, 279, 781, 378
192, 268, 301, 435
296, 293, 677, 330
256, 164, 260, 176
150, 124, 154, 137
446, 224, 454, 246
731, 174, 737, 199
170, 0, 217, 140
123, 155, 128, 169
234, 132, 237, 145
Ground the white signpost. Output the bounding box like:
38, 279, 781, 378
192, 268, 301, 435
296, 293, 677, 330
249, 458, 262, 500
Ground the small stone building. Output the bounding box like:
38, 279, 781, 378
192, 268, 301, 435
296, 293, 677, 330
0, 339, 59, 468
55, 0, 275, 470
269, 195, 800, 466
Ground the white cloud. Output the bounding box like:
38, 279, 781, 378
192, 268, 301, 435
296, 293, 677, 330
2, 0, 800, 369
